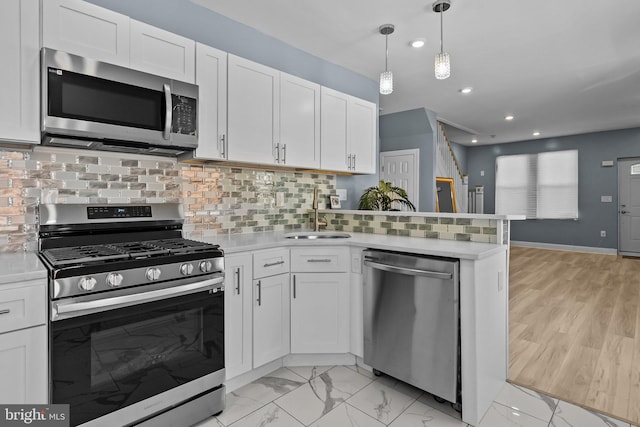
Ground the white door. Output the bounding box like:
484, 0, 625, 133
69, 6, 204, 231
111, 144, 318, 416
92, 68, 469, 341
42, 0, 131, 66
280, 72, 320, 168
224, 253, 253, 380
228, 55, 280, 165
619, 158, 640, 255
380, 149, 420, 211
130, 20, 195, 83
253, 273, 290, 368
0, 0, 39, 145
192, 43, 227, 160
290, 273, 349, 353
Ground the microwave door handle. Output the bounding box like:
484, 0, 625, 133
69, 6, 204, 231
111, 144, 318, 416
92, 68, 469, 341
163, 84, 172, 140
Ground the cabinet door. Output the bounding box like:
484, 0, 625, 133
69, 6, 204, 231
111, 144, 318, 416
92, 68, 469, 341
0, 326, 47, 403
42, 0, 130, 66
191, 43, 227, 160
349, 96, 377, 174
224, 253, 253, 380
0, 0, 39, 144
291, 273, 349, 353
320, 87, 349, 172
279, 73, 320, 168
228, 55, 280, 165
253, 273, 290, 367
130, 20, 196, 83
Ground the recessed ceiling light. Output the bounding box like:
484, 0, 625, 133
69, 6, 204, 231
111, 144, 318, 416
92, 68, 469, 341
505, 115, 514, 121
471, 138, 478, 144
533, 131, 540, 136
410, 39, 425, 48
459, 87, 472, 94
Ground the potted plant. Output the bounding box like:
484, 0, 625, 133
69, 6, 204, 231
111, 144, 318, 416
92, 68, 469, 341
358, 180, 416, 211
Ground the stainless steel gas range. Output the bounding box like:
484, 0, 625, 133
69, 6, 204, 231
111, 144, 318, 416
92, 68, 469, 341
37, 204, 225, 427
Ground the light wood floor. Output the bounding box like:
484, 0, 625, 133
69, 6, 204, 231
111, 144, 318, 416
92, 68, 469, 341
509, 246, 640, 426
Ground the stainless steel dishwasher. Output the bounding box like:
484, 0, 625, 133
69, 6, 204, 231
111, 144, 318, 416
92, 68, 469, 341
363, 249, 460, 404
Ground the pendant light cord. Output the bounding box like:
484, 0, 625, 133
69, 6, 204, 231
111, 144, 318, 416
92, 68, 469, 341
385, 34, 389, 72
440, 5, 444, 54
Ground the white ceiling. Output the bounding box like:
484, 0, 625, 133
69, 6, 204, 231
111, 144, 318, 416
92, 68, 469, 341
191, 0, 640, 146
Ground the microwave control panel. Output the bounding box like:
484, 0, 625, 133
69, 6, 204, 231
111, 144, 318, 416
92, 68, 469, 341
172, 95, 197, 136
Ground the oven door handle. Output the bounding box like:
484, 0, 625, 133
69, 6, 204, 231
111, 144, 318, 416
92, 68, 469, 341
52, 276, 224, 321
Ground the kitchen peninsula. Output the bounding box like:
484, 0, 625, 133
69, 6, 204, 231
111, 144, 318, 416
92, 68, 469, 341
188, 211, 523, 426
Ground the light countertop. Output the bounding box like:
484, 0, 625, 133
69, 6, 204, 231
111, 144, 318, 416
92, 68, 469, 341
317, 209, 526, 221
0, 252, 47, 286
187, 230, 507, 260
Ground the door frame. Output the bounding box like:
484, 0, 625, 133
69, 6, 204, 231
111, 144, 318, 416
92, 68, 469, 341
618, 157, 640, 256
380, 149, 420, 210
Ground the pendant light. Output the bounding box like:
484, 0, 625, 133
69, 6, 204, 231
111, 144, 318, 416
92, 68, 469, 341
433, 0, 451, 80
379, 24, 395, 95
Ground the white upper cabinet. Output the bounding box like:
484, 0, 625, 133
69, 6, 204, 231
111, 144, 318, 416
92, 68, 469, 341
279, 73, 320, 169
349, 97, 377, 174
42, 0, 195, 82
0, 0, 40, 145
320, 87, 349, 172
185, 43, 228, 160
42, 0, 131, 67
227, 55, 280, 165
130, 20, 195, 83
320, 87, 377, 174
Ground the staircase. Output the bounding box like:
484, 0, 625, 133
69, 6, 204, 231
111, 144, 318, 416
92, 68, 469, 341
436, 122, 468, 213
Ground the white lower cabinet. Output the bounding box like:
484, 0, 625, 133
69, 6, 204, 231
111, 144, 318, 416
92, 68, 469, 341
290, 247, 349, 354
224, 253, 253, 380
253, 272, 290, 367
0, 279, 47, 404
290, 273, 349, 353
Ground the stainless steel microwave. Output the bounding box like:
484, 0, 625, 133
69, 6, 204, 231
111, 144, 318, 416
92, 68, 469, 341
41, 48, 198, 156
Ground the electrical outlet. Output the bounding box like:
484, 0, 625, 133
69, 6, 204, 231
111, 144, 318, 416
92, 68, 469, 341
600, 230, 606, 237
480, 170, 485, 177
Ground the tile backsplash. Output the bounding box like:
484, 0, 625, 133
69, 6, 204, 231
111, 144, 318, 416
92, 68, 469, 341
0, 146, 335, 252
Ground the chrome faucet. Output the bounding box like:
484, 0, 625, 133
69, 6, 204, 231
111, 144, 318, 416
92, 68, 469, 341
312, 186, 327, 231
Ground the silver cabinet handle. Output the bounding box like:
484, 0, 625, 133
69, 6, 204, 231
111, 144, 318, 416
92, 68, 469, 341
347, 154, 352, 170
364, 259, 453, 280
621, 210, 629, 214
282, 144, 287, 164
352, 154, 356, 170
292, 275, 296, 299
0, 309, 10, 315
220, 134, 226, 158
163, 84, 172, 140
307, 259, 331, 263
256, 280, 262, 306
235, 267, 241, 295
274, 143, 280, 162
263, 260, 285, 268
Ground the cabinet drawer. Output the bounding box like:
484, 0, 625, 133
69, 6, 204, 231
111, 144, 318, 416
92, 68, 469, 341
0, 283, 46, 334
253, 248, 290, 279
290, 247, 349, 272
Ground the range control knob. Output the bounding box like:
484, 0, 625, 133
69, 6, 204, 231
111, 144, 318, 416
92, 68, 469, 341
106, 273, 124, 288
199, 260, 213, 273
180, 263, 194, 275
78, 276, 97, 291
146, 267, 162, 281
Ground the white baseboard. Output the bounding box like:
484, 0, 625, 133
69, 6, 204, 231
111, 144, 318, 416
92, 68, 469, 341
510, 240, 618, 255
224, 359, 283, 393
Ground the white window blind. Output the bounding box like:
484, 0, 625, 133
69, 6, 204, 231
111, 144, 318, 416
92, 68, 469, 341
495, 150, 578, 219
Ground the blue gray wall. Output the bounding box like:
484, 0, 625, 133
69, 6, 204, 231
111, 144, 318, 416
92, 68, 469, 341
379, 108, 436, 212
467, 127, 640, 249
86, 0, 380, 208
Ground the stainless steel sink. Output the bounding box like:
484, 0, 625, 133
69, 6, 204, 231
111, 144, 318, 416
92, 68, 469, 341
284, 231, 351, 239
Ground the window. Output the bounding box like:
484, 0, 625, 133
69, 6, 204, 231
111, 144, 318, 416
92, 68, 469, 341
495, 150, 578, 219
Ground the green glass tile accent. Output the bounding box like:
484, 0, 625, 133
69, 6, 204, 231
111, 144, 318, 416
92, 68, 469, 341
381, 222, 392, 229
363, 227, 374, 233
364, 215, 374, 221
424, 217, 439, 224
439, 217, 454, 225
483, 227, 498, 235
386, 229, 398, 235
354, 214, 363, 220
353, 226, 363, 232
425, 231, 439, 239
455, 218, 472, 225
418, 224, 432, 231
455, 233, 472, 241
404, 223, 418, 230
397, 229, 410, 237
465, 226, 482, 234
398, 216, 410, 223
386, 215, 398, 222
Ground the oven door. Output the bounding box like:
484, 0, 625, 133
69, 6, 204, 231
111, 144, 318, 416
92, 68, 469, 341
50, 278, 224, 427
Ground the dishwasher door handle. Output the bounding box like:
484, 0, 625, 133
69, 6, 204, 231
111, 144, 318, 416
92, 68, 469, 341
363, 259, 453, 280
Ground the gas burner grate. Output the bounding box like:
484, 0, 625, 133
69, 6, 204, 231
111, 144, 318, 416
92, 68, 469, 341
42, 245, 130, 266
146, 238, 218, 254
106, 241, 171, 258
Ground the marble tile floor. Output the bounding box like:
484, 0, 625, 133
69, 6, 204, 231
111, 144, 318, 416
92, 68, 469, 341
194, 365, 638, 427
